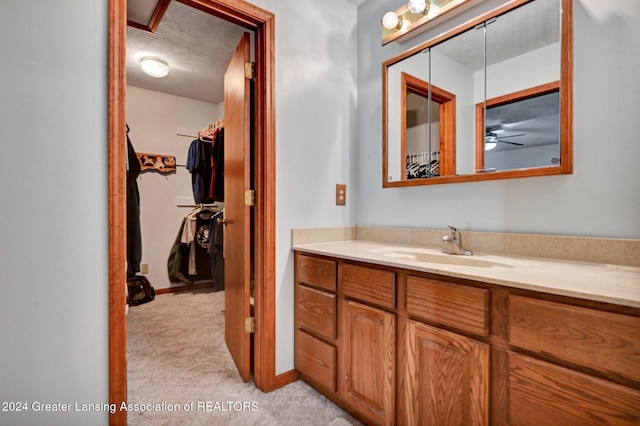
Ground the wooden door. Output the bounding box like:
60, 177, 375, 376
403, 319, 489, 426
224, 32, 252, 382
341, 299, 396, 426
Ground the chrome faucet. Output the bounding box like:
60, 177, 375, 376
442, 225, 473, 256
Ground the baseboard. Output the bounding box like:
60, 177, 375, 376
155, 282, 214, 295
274, 369, 300, 390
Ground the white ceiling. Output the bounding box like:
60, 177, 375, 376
127, 0, 364, 104
127, 0, 246, 104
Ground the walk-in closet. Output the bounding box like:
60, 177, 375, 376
125, 0, 256, 400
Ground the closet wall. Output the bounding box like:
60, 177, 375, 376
126, 85, 223, 290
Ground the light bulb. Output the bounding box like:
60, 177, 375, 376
382, 11, 400, 30
408, 0, 428, 14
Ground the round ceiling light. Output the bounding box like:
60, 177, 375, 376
140, 57, 169, 78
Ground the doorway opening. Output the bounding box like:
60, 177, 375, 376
108, 1, 278, 424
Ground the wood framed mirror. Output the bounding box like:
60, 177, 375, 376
383, 0, 572, 187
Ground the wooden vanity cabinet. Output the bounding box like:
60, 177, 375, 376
341, 299, 396, 426
294, 253, 338, 394
341, 264, 397, 426
402, 276, 490, 425
293, 251, 640, 426
507, 295, 640, 425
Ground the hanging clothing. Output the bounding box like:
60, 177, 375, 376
186, 139, 213, 204
126, 127, 142, 277
209, 127, 225, 201
167, 216, 190, 284
208, 210, 225, 291
181, 209, 213, 278
167, 206, 223, 287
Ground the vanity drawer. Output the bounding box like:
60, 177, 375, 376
296, 283, 336, 340
341, 263, 396, 310
296, 253, 337, 292
295, 330, 336, 392
406, 276, 490, 336
509, 296, 640, 383
509, 352, 640, 425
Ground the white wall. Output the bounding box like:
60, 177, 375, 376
6, 0, 636, 419
357, 0, 640, 239
0, 0, 358, 422
251, 0, 359, 374
126, 86, 221, 290
0, 1, 109, 425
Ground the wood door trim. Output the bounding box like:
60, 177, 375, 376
108, 1, 127, 426
127, 0, 171, 33
108, 0, 277, 424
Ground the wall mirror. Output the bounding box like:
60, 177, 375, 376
383, 0, 572, 187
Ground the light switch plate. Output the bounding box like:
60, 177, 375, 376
336, 184, 346, 206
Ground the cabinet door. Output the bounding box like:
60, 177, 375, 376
403, 319, 489, 426
341, 300, 396, 426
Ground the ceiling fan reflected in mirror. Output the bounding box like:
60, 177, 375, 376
484, 129, 525, 151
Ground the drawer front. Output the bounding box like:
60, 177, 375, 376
296, 253, 337, 292
407, 276, 489, 336
296, 284, 336, 340
342, 263, 396, 309
295, 330, 336, 392
509, 295, 640, 383
509, 352, 640, 425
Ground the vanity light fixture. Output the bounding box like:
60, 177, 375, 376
140, 56, 170, 78
381, 0, 474, 45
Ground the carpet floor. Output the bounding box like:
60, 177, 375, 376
127, 288, 362, 426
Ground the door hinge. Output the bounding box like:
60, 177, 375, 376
245, 316, 255, 333
244, 62, 254, 80
244, 189, 255, 206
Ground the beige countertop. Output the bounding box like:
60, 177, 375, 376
293, 240, 640, 309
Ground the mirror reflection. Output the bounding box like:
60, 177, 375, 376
383, 0, 571, 187
479, 83, 560, 172
403, 72, 456, 179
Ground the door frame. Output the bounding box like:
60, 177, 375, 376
108, 1, 277, 424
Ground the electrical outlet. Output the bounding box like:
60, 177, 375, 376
141, 264, 149, 274
336, 184, 346, 206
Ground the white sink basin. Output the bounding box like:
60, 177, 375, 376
369, 246, 513, 269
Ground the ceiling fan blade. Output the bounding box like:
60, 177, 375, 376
497, 139, 524, 146
496, 133, 526, 139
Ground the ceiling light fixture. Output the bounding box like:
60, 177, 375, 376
140, 57, 170, 78
485, 135, 498, 151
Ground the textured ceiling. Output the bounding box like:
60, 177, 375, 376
127, 0, 363, 105
127, 0, 246, 104
435, 0, 559, 71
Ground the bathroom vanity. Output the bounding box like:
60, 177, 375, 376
292, 240, 640, 425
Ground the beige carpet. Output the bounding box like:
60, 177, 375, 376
127, 288, 362, 426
